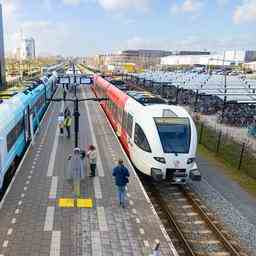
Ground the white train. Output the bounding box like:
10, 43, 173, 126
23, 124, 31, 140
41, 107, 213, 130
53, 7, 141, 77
93, 75, 200, 184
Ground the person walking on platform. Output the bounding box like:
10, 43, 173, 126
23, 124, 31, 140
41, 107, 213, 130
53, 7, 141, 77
64, 115, 72, 138
70, 148, 84, 197
58, 112, 64, 136
63, 88, 67, 101
86, 145, 97, 177
112, 159, 130, 208
64, 106, 71, 118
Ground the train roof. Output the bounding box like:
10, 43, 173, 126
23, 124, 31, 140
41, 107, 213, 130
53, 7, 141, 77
126, 90, 167, 105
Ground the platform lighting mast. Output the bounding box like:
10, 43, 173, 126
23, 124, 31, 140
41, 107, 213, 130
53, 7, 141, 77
44, 68, 107, 148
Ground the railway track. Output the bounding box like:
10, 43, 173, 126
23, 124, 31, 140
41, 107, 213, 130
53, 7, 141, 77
142, 178, 250, 256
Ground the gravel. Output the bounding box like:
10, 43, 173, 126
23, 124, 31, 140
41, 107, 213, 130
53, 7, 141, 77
190, 178, 256, 255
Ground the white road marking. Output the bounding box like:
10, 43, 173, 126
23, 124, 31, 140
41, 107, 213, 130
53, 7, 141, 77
28, 175, 32, 179
46, 129, 59, 177
82, 91, 104, 177
26, 180, 30, 185
132, 209, 137, 214
49, 176, 58, 199
91, 231, 102, 256
96, 207, 108, 231
7, 228, 13, 236
18, 200, 22, 205
21, 193, 25, 198
47, 102, 64, 177
11, 218, 16, 224
31, 165, 35, 169
136, 218, 141, 224
15, 209, 19, 214
127, 193, 130, 197
33, 161, 37, 165
24, 186, 27, 191
139, 228, 145, 235
129, 200, 134, 206
93, 177, 102, 199
49, 231, 61, 256
2, 241, 8, 248
44, 206, 55, 231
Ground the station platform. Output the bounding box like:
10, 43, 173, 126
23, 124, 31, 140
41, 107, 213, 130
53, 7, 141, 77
0, 87, 177, 256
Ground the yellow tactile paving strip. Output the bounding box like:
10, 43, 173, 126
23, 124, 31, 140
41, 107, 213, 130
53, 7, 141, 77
58, 198, 93, 208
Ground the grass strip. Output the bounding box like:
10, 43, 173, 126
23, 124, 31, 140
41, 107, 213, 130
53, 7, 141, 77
198, 144, 256, 197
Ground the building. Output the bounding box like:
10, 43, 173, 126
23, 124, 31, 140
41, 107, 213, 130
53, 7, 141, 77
88, 49, 174, 71
161, 50, 256, 67
243, 61, 256, 72
0, 4, 5, 89
20, 37, 36, 60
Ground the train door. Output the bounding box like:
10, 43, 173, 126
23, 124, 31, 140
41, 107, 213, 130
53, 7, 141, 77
24, 106, 31, 143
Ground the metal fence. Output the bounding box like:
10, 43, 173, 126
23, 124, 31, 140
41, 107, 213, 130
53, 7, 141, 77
197, 122, 256, 179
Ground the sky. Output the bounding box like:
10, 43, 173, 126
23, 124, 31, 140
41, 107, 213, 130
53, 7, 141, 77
1, 0, 256, 57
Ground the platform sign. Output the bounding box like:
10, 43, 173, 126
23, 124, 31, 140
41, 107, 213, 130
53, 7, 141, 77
69, 76, 75, 84
80, 76, 92, 85
59, 77, 70, 84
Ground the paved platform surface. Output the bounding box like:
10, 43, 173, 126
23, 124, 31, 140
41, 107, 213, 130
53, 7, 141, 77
0, 87, 177, 256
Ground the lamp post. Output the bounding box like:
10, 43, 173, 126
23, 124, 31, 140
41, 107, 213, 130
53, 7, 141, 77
47, 70, 106, 148
49, 96, 107, 148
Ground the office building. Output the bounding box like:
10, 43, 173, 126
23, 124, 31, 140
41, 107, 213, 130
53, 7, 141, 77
20, 37, 36, 60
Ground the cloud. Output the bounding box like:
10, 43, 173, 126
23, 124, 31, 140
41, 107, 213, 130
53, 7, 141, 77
233, 0, 256, 24
171, 0, 203, 14
216, 0, 228, 7
97, 0, 150, 11
171, 0, 203, 13
62, 0, 82, 6
123, 35, 256, 53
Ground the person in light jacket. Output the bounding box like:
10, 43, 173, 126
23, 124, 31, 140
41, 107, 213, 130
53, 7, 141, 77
86, 145, 97, 177
70, 147, 85, 197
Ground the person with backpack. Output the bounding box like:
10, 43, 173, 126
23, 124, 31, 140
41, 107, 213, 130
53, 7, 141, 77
86, 145, 97, 177
112, 159, 130, 208
64, 115, 72, 138
70, 147, 84, 197
64, 106, 71, 118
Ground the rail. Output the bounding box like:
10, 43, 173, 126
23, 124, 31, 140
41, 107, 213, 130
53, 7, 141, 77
182, 186, 242, 256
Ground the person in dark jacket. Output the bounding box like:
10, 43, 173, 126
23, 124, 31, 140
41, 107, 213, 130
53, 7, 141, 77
112, 159, 130, 208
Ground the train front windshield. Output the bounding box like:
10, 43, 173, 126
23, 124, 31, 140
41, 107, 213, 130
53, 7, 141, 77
154, 117, 191, 154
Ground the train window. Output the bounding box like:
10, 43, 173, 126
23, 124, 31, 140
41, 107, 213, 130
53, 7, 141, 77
117, 107, 123, 123
127, 113, 133, 138
122, 111, 128, 130
112, 103, 117, 119
154, 117, 191, 153
134, 123, 151, 153
7, 117, 24, 152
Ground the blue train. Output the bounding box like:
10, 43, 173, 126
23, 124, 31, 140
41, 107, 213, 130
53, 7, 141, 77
0, 72, 58, 191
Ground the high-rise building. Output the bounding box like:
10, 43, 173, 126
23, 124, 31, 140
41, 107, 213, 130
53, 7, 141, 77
20, 37, 36, 60
0, 4, 6, 89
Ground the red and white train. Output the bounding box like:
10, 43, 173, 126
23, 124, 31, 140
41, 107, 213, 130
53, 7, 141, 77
92, 75, 199, 184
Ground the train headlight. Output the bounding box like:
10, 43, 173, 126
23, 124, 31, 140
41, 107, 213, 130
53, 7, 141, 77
154, 157, 166, 164
187, 157, 196, 164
